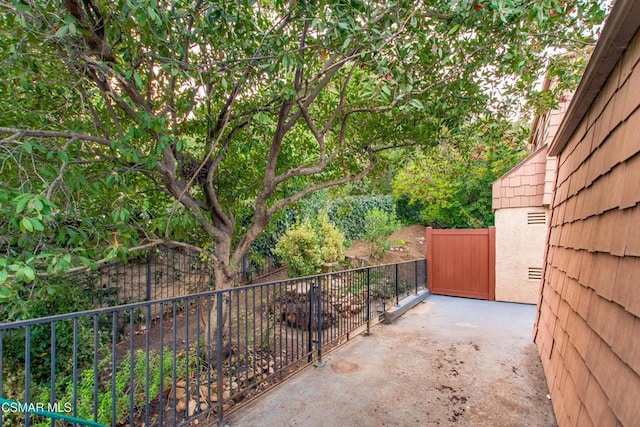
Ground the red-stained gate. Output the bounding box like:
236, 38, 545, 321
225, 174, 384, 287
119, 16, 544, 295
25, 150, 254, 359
426, 227, 495, 301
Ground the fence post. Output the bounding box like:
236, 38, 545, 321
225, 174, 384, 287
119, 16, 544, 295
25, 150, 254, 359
426, 227, 433, 292
394, 263, 399, 306
146, 250, 152, 301
316, 280, 322, 364
424, 258, 428, 291
242, 255, 247, 283
216, 293, 224, 425
307, 282, 314, 363
366, 268, 371, 335
414, 260, 418, 295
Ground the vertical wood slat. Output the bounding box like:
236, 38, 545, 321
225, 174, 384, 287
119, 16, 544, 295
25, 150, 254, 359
426, 227, 495, 301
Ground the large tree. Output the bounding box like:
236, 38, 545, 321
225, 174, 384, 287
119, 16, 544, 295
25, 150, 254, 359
0, 0, 607, 305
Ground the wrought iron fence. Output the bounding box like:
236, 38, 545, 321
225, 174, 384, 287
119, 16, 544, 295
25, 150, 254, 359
83, 246, 213, 308
2, 246, 280, 324
77, 246, 279, 308
0, 259, 426, 427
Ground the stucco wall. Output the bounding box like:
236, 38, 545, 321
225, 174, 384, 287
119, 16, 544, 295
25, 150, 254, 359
495, 207, 547, 304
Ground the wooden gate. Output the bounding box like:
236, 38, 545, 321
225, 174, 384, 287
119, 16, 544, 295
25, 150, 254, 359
426, 227, 495, 300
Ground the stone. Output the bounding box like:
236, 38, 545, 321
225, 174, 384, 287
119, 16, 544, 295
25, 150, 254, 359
199, 385, 208, 398
176, 399, 187, 413
351, 304, 364, 313
174, 387, 186, 401
200, 402, 208, 411
188, 399, 197, 416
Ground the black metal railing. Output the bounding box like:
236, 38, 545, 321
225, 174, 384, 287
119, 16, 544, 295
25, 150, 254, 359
74, 247, 279, 308
0, 259, 426, 427
2, 246, 280, 325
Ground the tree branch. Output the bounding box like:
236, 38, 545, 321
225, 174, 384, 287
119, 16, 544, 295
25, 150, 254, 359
19, 239, 219, 278
45, 137, 77, 199
0, 127, 111, 145
268, 151, 375, 217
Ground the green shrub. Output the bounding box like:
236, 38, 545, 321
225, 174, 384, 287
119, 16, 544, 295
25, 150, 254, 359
363, 208, 401, 258
49, 347, 194, 426
273, 220, 320, 277
395, 195, 426, 226
316, 212, 345, 264
2, 280, 97, 383
274, 212, 345, 277
325, 195, 395, 241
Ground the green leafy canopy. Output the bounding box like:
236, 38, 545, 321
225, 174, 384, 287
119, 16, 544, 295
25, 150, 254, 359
0, 0, 608, 300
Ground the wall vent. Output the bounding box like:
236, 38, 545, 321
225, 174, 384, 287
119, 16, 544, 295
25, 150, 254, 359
528, 267, 543, 281
527, 212, 546, 225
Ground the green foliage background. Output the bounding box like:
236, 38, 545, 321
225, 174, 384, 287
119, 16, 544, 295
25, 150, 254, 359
392, 119, 530, 228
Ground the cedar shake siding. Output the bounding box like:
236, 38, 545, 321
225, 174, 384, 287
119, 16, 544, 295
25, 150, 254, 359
492, 146, 548, 211
534, 2, 640, 426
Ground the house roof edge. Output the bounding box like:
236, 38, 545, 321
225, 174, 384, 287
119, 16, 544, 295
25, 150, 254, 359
549, 0, 640, 156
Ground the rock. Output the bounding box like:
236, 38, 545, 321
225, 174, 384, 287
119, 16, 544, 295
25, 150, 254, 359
199, 385, 209, 399
169, 380, 187, 400
270, 288, 339, 329
200, 402, 208, 411
231, 381, 238, 390
223, 390, 231, 400
188, 399, 197, 416
176, 399, 187, 413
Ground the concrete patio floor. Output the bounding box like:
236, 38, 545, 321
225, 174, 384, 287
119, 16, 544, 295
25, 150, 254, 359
225, 295, 556, 427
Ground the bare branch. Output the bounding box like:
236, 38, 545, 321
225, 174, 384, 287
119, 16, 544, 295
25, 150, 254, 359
18, 239, 219, 278
298, 101, 325, 159
103, 95, 124, 138
45, 137, 77, 199
322, 64, 356, 136
269, 153, 375, 217
294, 19, 310, 92
0, 127, 111, 145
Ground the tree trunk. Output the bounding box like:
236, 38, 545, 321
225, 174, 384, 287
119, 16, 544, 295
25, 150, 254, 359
200, 251, 236, 357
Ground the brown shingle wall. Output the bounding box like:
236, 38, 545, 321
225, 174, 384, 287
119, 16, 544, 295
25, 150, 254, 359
535, 28, 640, 427
492, 147, 548, 210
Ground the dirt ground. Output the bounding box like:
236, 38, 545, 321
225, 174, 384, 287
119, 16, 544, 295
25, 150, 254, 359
345, 224, 427, 266
226, 296, 556, 427
252, 224, 427, 285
